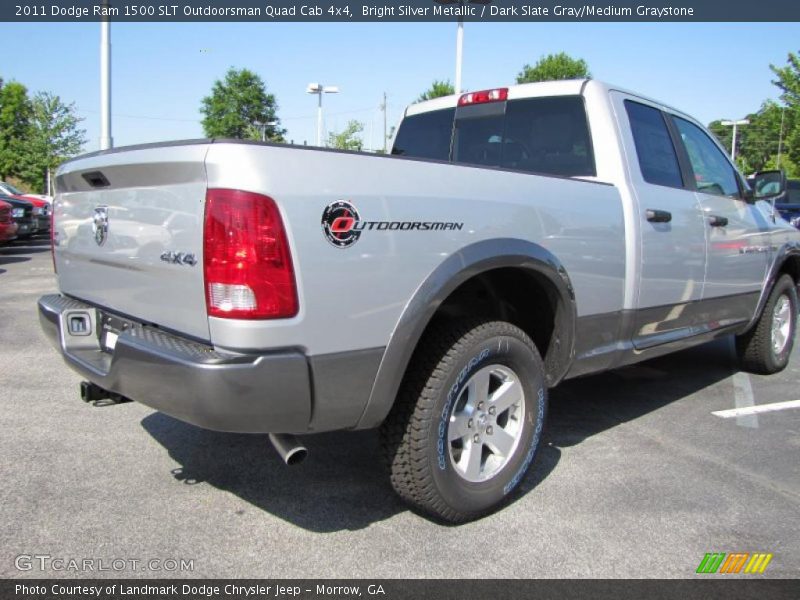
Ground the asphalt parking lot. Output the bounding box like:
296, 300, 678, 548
1, 237, 798, 579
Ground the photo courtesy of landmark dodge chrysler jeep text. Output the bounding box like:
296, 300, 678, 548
39, 80, 800, 522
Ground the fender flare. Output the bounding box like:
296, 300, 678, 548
355, 238, 577, 429
744, 240, 800, 332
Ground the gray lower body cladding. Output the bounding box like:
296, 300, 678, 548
38, 294, 383, 434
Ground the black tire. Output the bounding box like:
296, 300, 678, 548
380, 318, 548, 523
736, 274, 798, 375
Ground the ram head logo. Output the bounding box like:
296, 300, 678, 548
92, 206, 109, 246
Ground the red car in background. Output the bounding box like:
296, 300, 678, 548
0, 182, 50, 231
0, 199, 19, 244
0, 180, 51, 203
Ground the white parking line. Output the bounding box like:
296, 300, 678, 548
731, 371, 758, 429
712, 399, 800, 419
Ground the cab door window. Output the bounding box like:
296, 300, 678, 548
672, 117, 740, 197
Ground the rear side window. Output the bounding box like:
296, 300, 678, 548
391, 108, 455, 161
452, 96, 595, 177
502, 96, 595, 177
624, 100, 684, 189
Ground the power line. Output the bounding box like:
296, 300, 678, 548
75, 104, 381, 124
76, 107, 199, 123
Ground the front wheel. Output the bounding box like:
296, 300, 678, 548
381, 319, 548, 523
736, 274, 798, 374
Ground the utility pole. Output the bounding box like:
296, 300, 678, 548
99, 0, 113, 150
380, 92, 388, 153
720, 119, 749, 160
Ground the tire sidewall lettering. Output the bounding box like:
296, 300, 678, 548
431, 331, 548, 513
773, 291, 795, 364
504, 387, 545, 495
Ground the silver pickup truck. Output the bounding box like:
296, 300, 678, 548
39, 80, 800, 522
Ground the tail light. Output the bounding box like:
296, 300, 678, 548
458, 88, 508, 107
203, 188, 298, 320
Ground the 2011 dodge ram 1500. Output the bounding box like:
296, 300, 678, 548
39, 80, 800, 522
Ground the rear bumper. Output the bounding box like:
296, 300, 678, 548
38, 294, 311, 433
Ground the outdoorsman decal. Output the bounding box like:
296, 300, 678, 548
321, 200, 463, 248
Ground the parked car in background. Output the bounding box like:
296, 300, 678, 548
0, 195, 37, 238
0, 182, 52, 230
749, 173, 800, 229
776, 179, 800, 228
0, 199, 18, 244
0, 181, 52, 203
27, 197, 51, 232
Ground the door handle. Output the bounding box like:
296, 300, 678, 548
646, 209, 672, 223
708, 215, 729, 227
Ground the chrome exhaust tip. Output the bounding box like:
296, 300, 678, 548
268, 433, 308, 466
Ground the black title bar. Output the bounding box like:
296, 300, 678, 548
4, 0, 800, 22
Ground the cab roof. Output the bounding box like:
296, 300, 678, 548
404, 79, 685, 119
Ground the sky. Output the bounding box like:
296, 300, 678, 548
1, 21, 798, 152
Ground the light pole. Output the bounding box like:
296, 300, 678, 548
258, 120, 279, 142
307, 83, 339, 146
436, 0, 492, 94
720, 119, 749, 160
455, 17, 463, 94
99, 0, 113, 150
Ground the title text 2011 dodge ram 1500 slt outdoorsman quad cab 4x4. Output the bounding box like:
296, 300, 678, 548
39, 80, 800, 522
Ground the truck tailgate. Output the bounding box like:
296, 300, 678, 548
54, 143, 211, 341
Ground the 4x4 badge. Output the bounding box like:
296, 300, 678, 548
160, 251, 197, 266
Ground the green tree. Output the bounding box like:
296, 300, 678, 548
417, 80, 455, 102
705, 52, 800, 176
516, 52, 591, 84
709, 100, 795, 174
770, 51, 800, 107
327, 120, 364, 151
0, 80, 33, 180
763, 153, 799, 178
20, 92, 86, 192
769, 52, 800, 169
200, 68, 285, 141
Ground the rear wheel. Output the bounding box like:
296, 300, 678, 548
736, 274, 798, 374
381, 319, 548, 523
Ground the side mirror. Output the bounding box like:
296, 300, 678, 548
750, 169, 787, 201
